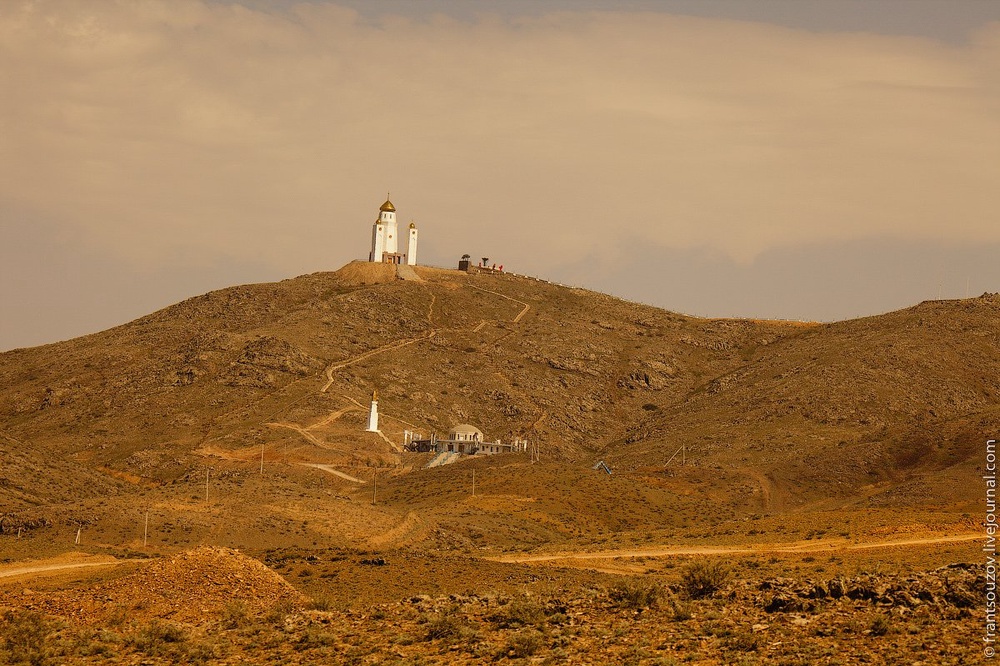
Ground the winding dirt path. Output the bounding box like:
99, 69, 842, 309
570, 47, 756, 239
307, 405, 361, 430
469, 285, 531, 323
490, 533, 982, 566
265, 422, 356, 455
320, 330, 437, 393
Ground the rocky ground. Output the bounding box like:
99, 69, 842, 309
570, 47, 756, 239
0, 547, 985, 665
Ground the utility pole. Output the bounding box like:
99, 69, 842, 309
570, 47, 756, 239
206, 468, 210, 504
74, 527, 81, 545
260, 443, 265, 475
372, 472, 378, 505
472, 469, 476, 497
143, 511, 149, 547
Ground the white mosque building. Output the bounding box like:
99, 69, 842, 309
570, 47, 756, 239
369, 195, 418, 265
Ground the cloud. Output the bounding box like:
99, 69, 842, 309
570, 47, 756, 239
1, 1, 998, 347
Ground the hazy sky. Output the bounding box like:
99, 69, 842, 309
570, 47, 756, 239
2, 1, 999, 350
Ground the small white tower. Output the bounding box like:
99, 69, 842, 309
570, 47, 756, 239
405, 221, 418, 266
366, 390, 379, 432
370, 195, 403, 264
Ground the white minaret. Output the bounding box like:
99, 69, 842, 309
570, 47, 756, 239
405, 221, 418, 266
366, 390, 379, 432
369, 195, 399, 263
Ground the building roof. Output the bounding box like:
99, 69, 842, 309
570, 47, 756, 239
379, 198, 396, 212
449, 424, 483, 437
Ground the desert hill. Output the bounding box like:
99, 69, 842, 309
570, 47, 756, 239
613, 294, 1000, 509
0, 262, 995, 554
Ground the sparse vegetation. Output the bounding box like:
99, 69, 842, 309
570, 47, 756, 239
489, 596, 546, 628
870, 615, 891, 636
504, 629, 544, 658
609, 580, 662, 610
1, 610, 52, 666
681, 561, 731, 599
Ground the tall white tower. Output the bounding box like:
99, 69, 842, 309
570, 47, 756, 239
405, 222, 418, 266
366, 390, 379, 432
369, 195, 401, 263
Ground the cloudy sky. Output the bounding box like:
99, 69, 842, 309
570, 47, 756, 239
2, 1, 998, 350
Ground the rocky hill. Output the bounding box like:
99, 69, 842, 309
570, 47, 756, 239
0, 262, 995, 553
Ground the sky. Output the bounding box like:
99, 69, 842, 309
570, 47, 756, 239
2, 0, 999, 350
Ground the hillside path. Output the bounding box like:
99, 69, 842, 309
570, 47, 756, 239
468, 285, 531, 323
266, 422, 356, 455
299, 463, 364, 483
490, 533, 982, 565
320, 330, 437, 393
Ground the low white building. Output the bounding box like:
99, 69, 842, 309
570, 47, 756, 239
404, 424, 527, 456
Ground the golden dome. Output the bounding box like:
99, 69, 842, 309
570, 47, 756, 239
409, 221, 416, 229
379, 193, 395, 212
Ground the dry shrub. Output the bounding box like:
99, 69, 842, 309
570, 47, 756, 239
681, 561, 731, 599
504, 629, 544, 658
870, 615, 891, 636
1, 610, 53, 666
422, 613, 479, 645
489, 597, 546, 628
609, 581, 662, 611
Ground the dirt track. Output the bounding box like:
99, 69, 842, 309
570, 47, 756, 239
490, 532, 982, 566
0, 555, 122, 581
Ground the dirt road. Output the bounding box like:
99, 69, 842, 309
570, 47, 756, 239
491, 533, 982, 565
0, 555, 123, 581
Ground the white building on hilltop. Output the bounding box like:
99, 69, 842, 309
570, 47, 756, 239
369, 195, 418, 265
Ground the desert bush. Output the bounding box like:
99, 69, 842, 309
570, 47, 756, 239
1, 610, 53, 665
124, 621, 188, 659
504, 629, 544, 659
668, 597, 693, 621
870, 615, 891, 637
423, 614, 461, 641
64, 627, 120, 659
295, 628, 337, 648
265, 600, 296, 626
488, 597, 545, 628
681, 561, 731, 599
724, 630, 761, 652
609, 581, 662, 610
546, 612, 569, 626
306, 597, 332, 612
421, 613, 480, 645
220, 601, 248, 629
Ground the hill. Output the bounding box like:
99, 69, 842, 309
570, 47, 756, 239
0, 262, 994, 555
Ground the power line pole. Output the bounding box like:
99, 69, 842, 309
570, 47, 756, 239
143, 510, 149, 548
260, 443, 265, 475
472, 469, 476, 497
372, 472, 378, 505
206, 468, 210, 504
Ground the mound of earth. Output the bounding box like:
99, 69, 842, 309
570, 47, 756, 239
8, 547, 305, 625
332, 260, 397, 285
